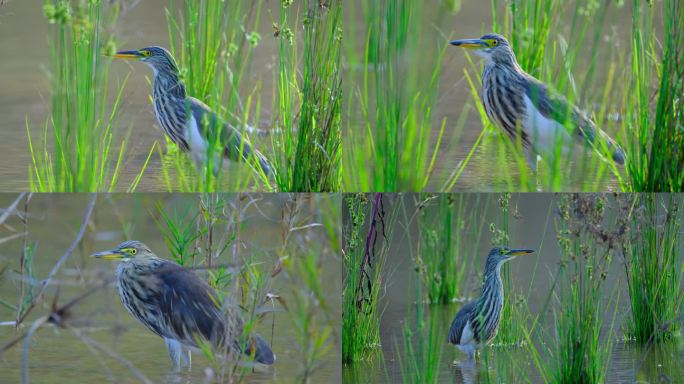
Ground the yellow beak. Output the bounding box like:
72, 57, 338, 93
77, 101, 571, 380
112, 50, 143, 59
507, 249, 534, 256
92, 249, 125, 260
449, 38, 488, 49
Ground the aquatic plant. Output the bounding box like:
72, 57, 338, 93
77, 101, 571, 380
620, 194, 684, 343
342, 193, 398, 363
549, 194, 618, 383
624, 0, 684, 191
28, 0, 150, 192
415, 194, 485, 304
273, 0, 343, 192
343, 0, 456, 191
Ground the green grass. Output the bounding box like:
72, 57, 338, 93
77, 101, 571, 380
395, 300, 444, 384
547, 194, 618, 383
342, 193, 398, 363
162, 0, 270, 192
622, 194, 684, 343
624, 0, 684, 191
272, 0, 343, 192
343, 0, 460, 191
27, 0, 151, 192
415, 194, 485, 304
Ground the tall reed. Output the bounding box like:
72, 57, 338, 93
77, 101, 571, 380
620, 194, 684, 343
343, 0, 450, 191
624, 0, 684, 191
343, 193, 398, 363
272, 0, 343, 192
549, 194, 618, 383
415, 194, 485, 304
28, 0, 150, 192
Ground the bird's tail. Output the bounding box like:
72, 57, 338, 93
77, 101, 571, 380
596, 129, 625, 165
244, 334, 276, 365
252, 149, 275, 180
581, 125, 625, 166
224, 136, 275, 179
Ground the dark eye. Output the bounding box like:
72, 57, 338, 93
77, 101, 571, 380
142, 51, 150, 57
491, 40, 498, 46
130, 248, 137, 255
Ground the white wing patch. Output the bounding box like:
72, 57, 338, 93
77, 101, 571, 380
522, 94, 570, 154
460, 320, 474, 346
185, 114, 208, 165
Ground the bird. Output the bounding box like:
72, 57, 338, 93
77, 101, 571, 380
448, 246, 534, 362
112, 46, 274, 178
449, 33, 625, 169
92, 240, 276, 369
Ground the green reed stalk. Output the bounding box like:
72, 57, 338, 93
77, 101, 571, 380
343, 0, 448, 191
28, 0, 148, 191
623, 194, 684, 342
272, 0, 342, 192
416, 194, 485, 304
343, 193, 398, 363
396, 300, 444, 384
550, 194, 617, 384
163, 0, 268, 191
624, 0, 684, 191
397, 201, 444, 384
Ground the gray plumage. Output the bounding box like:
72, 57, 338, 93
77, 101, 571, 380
448, 247, 533, 361
116, 46, 274, 178
93, 240, 275, 368
451, 33, 625, 167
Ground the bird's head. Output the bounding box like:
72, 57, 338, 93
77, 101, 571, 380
112, 46, 179, 75
449, 33, 514, 64
488, 246, 534, 264
92, 240, 155, 262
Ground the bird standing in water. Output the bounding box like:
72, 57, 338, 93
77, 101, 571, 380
450, 33, 624, 169
93, 240, 275, 369
448, 247, 534, 362
112, 47, 274, 178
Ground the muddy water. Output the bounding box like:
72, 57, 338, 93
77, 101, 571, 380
0, 0, 279, 191
0, 194, 342, 383
346, 194, 684, 383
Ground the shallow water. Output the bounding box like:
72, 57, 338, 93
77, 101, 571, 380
343, 194, 684, 383
0, 193, 342, 383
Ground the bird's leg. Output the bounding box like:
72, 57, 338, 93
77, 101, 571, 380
524, 149, 539, 172
467, 348, 476, 363
165, 337, 183, 370
181, 345, 192, 368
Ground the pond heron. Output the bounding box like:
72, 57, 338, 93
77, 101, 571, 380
450, 33, 624, 169
93, 240, 275, 369
112, 47, 274, 178
448, 247, 533, 362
